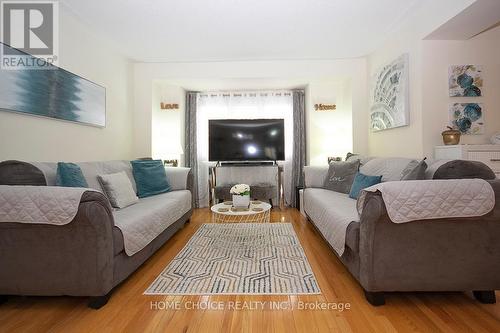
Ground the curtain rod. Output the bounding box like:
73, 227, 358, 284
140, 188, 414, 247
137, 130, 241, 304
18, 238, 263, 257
197, 89, 305, 97
197, 88, 304, 94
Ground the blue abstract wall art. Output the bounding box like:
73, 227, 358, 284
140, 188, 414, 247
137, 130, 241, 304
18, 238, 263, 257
448, 65, 483, 97
0, 43, 106, 127
449, 103, 484, 135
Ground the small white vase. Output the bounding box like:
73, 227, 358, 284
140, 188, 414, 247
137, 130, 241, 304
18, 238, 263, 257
232, 194, 250, 208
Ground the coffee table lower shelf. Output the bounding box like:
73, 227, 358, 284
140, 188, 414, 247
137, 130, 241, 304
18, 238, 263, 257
210, 202, 271, 223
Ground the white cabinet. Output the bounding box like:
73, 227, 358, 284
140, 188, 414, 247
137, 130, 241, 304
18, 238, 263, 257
435, 145, 500, 177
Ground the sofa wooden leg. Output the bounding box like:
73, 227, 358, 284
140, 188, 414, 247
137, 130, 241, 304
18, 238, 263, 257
473, 290, 496, 304
364, 291, 385, 306
88, 292, 112, 309
0, 295, 8, 305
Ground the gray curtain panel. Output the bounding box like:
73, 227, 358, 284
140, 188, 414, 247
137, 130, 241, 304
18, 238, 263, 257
185, 92, 199, 208
291, 90, 306, 208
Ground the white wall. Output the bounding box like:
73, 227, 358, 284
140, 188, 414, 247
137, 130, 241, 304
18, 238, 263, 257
151, 83, 186, 164
0, 0, 491, 167
422, 25, 500, 157
368, 34, 425, 158
151, 78, 354, 166
142, 0, 482, 165
0, 8, 133, 162
367, 0, 475, 158
133, 59, 368, 165
307, 79, 353, 165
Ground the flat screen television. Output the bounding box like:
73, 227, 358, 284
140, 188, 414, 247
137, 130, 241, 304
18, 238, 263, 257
209, 119, 285, 161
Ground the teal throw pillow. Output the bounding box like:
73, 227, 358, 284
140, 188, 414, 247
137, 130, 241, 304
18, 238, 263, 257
348, 172, 382, 199
55, 162, 88, 188
131, 160, 171, 198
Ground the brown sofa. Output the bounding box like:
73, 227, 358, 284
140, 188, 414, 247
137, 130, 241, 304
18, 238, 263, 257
304, 158, 500, 305
0, 160, 193, 309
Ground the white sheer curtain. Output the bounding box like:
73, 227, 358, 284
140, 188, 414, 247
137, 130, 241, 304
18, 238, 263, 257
196, 91, 294, 208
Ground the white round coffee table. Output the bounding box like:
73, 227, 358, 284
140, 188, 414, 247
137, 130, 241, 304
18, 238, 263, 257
211, 201, 272, 223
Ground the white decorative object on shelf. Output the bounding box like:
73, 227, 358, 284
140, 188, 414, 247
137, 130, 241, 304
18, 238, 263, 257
230, 184, 250, 208
490, 133, 500, 145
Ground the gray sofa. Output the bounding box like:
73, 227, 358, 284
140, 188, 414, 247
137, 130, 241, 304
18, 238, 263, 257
0, 160, 193, 309
303, 157, 500, 306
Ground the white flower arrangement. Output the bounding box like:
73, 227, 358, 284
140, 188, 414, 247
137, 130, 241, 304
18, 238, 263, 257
230, 184, 250, 196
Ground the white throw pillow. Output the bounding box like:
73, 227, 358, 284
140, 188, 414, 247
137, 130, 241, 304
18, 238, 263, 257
98, 171, 139, 209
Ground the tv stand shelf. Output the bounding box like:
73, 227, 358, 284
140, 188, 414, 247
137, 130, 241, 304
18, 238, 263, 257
218, 161, 277, 167
209, 164, 284, 208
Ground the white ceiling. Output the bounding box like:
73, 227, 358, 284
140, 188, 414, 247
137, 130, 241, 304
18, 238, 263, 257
61, 0, 421, 63
425, 0, 500, 40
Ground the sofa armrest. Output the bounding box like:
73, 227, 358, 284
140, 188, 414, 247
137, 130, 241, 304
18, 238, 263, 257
357, 184, 500, 293
487, 178, 500, 206
0, 190, 116, 296
304, 166, 328, 188
165, 167, 192, 191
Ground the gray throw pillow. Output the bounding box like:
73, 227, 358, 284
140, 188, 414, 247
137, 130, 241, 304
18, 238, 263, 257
346, 153, 373, 166
401, 158, 428, 180
323, 160, 360, 193
98, 171, 139, 209
0, 160, 47, 186
345, 152, 359, 161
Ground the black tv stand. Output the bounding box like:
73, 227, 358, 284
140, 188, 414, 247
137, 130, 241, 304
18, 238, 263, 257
219, 161, 277, 167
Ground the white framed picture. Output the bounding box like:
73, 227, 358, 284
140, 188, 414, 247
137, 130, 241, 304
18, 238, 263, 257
370, 54, 409, 131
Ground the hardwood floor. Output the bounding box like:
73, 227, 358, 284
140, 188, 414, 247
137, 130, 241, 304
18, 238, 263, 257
1, 208, 499, 333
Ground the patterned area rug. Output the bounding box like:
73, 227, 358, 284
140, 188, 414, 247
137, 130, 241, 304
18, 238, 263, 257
145, 223, 320, 295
